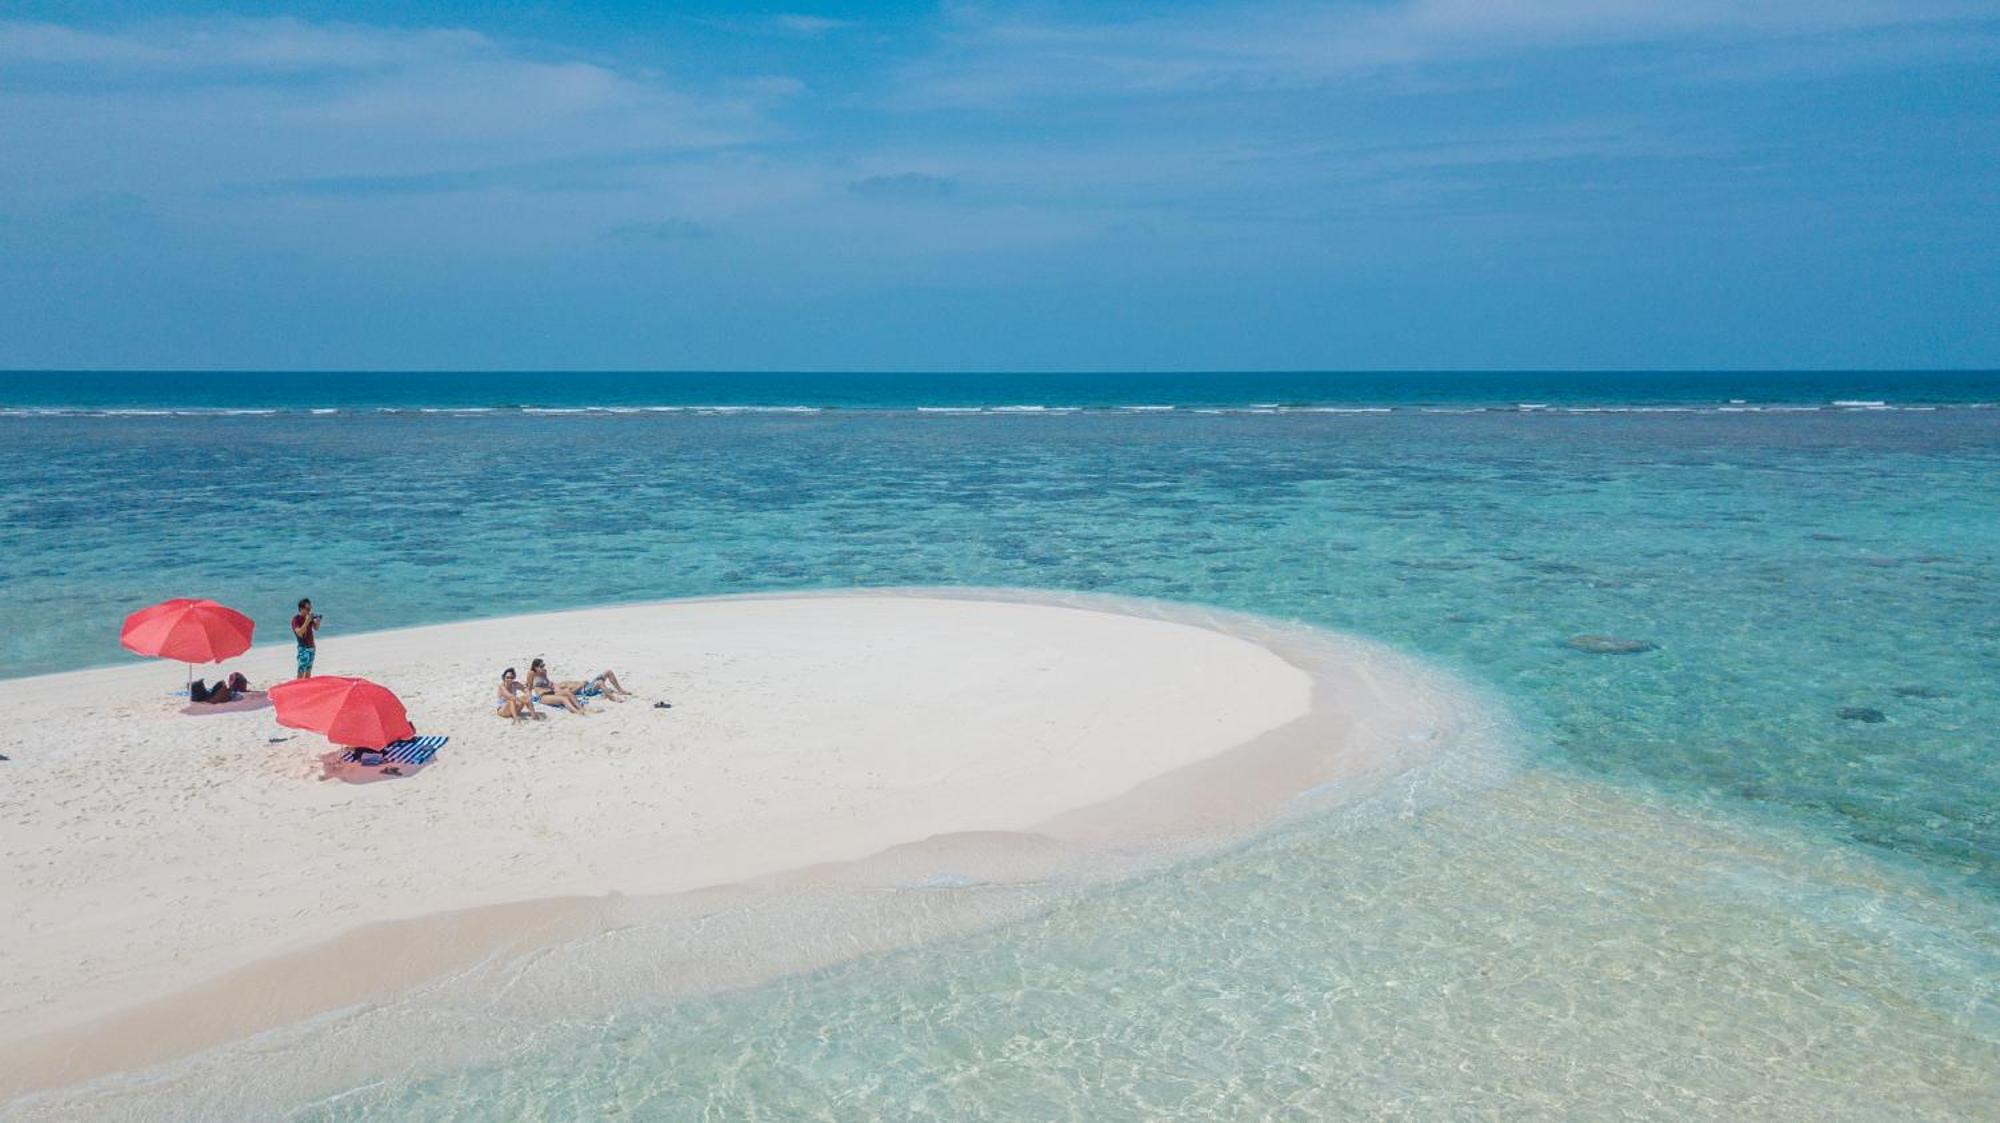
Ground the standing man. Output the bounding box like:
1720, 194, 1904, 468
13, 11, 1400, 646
292, 597, 321, 679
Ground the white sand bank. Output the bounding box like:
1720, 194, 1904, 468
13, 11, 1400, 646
0, 590, 1486, 1098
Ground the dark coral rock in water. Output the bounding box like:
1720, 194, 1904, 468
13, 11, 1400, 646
1837, 706, 1888, 723
1891, 684, 1951, 699
1565, 635, 1659, 655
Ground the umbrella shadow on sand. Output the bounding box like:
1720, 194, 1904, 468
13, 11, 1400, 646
314, 747, 436, 785
178, 691, 272, 717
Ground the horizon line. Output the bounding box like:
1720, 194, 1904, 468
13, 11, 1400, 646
2, 367, 1997, 377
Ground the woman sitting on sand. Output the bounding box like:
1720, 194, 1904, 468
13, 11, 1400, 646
524, 659, 591, 715
530, 657, 631, 703
495, 668, 544, 724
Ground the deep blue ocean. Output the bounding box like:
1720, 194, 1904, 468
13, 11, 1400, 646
4, 371, 1998, 1118
3, 368, 1997, 412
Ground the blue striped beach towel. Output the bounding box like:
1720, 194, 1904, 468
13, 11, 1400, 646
344, 735, 448, 768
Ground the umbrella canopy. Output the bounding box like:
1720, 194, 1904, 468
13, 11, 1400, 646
268, 676, 414, 750
120, 598, 255, 664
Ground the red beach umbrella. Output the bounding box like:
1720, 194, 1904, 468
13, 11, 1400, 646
269, 676, 414, 750
120, 598, 256, 689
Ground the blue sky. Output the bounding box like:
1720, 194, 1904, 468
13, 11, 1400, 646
0, 1, 1995, 370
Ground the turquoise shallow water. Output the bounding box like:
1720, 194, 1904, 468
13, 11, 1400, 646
3, 380, 1998, 1117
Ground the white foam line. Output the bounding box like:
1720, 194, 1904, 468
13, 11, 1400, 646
1, 400, 1991, 419
688, 406, 822, 413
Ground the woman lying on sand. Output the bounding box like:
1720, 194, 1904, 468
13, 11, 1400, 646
495, 668, 547, 724
530, 658, 631, 703
190, 672, 250, 704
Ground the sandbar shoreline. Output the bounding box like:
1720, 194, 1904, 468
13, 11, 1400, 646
0, 589, 1499, 1103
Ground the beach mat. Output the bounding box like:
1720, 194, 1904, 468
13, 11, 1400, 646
178, 691, 271, 716
342, 735, 447, 768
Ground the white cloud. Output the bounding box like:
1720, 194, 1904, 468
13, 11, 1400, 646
768, 14, 854, 39
685, 12, 856, 40
0, 18, 490, 72
895, 1, 1992, 106
0, 17, 769, 216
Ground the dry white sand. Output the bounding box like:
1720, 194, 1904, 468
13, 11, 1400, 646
0, 590, 1472, 1098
